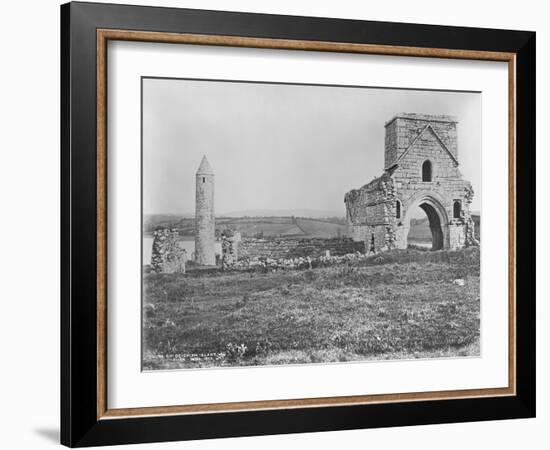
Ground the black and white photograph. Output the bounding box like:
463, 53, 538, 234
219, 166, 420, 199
141, 78, 481, 370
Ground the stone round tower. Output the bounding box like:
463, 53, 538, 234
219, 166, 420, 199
195, 155, 215, 265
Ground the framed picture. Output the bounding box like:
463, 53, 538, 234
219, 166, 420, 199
60, 1, 536, 447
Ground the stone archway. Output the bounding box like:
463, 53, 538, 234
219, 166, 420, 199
397, 192, 449, 251
414, 203, 443, 250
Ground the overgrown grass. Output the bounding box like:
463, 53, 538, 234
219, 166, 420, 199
143, 247, 480, 370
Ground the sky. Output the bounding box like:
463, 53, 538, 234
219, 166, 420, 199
142, 78, 481, 217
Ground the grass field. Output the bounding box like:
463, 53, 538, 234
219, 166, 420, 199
142, 247, 480, 370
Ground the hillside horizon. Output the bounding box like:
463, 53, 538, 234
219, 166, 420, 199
144, 208, 481, 219
144, 208, 346, 219
143, 212, 480, 242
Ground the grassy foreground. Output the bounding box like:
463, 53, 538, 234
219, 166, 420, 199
142, 247, 480, 370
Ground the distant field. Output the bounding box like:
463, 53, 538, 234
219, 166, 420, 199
295, 218, 347, 238
143, 247, 480, 369
407, 218, 433, 241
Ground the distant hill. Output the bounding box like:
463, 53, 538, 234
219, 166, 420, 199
144, 214, 347, 239
144, 213, 480, 242
143, 214, 191, 232
221, 209, 344, 219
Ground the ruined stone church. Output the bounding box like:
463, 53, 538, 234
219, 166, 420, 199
345, 113, 478, 252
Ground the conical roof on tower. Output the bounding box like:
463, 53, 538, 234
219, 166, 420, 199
196, 155, 214, 175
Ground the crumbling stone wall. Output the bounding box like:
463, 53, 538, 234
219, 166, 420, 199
221, 234, 364, 268
224, 251, 370, 272
221, 229, 241, 268
150, 229, 187, 273
345, 173, 398, 252
345, 113, 478, 252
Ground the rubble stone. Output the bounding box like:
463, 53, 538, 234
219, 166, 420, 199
221, 235, 364, 269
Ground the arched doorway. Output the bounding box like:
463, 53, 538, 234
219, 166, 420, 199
409, 203, 443, 250
402, 193, 449, 251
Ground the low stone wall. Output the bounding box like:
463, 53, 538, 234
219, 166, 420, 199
227, 251, 369, 272
238, 237, 364, 260
221, 233, 365, 269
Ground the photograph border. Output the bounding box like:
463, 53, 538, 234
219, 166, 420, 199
61, 2, 535, 447
139, 74, 484, 374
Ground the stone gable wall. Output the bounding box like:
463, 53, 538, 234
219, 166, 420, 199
392, 131, 472, 219
394, 129, 460, 181
150, 229, 187, 273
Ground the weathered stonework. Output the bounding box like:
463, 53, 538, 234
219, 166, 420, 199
195, 155, 216, 265
221, 229, 241, 269
345, 113, 478, 252
223, 250, 369, 272
150, 228, 187, 273
221, 234, 365, 269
